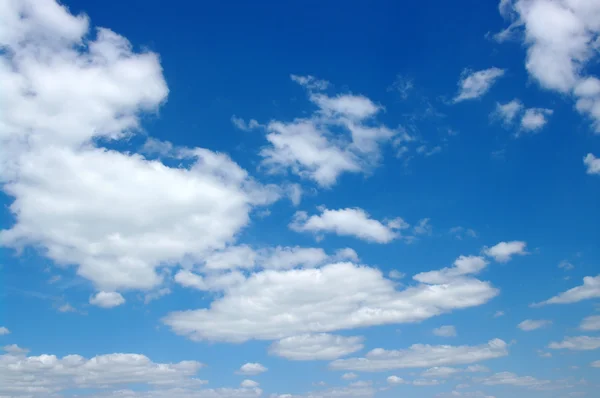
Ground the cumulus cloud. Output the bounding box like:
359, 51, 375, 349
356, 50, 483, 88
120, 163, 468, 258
433, 326, 458, 337
497, 0, 600, 131
258, 75, 410, 187
414, 256, 489, 284
342, 373, 358, 380
519, 108, 553, 132
269, 334, 364, 361
580, 315, 600, 331
387, 375, 406, 385
241, 380, 259, 388
163, 260, 498, 343
534, 275, 600, 305
329, 339, 508, 371
89, 291, 125, 308
493, 99, 524, 124
237, 363, 268, 376
289, 207, 410, 243
517, 319, 552, 331
548, 336, 600, 350
0, 349, 206, 397
482, 241, 527, 262
584, 154, 600, 175
0, 0, 279, 297
231, 115, 260, 131
454, 68, 505, 102
0, 327, 9, 336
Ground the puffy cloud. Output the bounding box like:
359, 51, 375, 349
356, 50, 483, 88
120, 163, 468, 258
290, 207, 410, 243
0, 349, 206, 397
329, 339, 508, 371
3, 344, 29, 354
0, 327, 9, 335
497, 0, 600, 131
453, 68, 505, 102
493, 99, 524, 124
342, 373, 358, 380
548, 336, 600, 350
412, 379, 443, 386
0, 0, 278, 295
433, 326, 458, 337
482, 241, 527, 262
580, 315, 600, 331
519, 108, 553, 132
414, 256, 488, 284
517, 319, 552, 331
534, 275, 600, 305
421, 367, 461, 378
241, 380, 259, 388
584, 154, 600, 175
269, 334, 364, 361
237, 363, 268, 376
89, 291, 125, 308
387, 375, 406, 384
163, 261, 498, 343
259, 75, 409, 187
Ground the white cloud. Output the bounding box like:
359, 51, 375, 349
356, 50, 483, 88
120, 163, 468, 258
0, 327, 9, 335
413, 218, 433, 235
259, 75, 408, 187
269, 334, 364, 361
592, 360, 600, 368
290, 207, 409, 243
271, 385, 376, 398
548, 336, 600, 350
584, 153, 600, 174
478, 371, 551, 389
415, 255, 489, 284
342, 373, 358, 380
0, 0, 279, 295
286, 183, 303, 206
493, 311, 505, 318
482, 241, 527, 262
290, 74, 330, 91
388, 74, 414, 99
3, 344, 29, 354
163, 261, 498, 342
433, 326, 458, 337
558, 260, 575, 270
231, 115, 260, 131
497, 0, 600, 131
329, 339, 508, 371
0, 349, 206, 397
144, 287, 171, 304
580, 315, 600, 331
494, 99, 524, 124
89, 291, 125, 308
534, 275, 600, 305
412, 379, 443, 386
388, 270, 405, 280
241, 379, 259, 388
422, 367, 461, 378
237, 363, 268, 376
520, 108, 553, 132
517, 319, 552, 331
387, 375, 406, 385
454, 68, 505, 102
450, 227, 478, 240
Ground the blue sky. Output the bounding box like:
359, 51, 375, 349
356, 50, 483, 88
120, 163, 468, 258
1, 0, 600, 397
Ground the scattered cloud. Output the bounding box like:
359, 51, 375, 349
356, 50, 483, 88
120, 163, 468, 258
477, 371, 552, 390
450, 227, 478, 240
413, 218, 433, 236
493, 99, 524, 124
89, 291, 125, 308
387, 375, 406, 385
493, 311, 505, 318
289, 207, 410, 243
241, 379, 259, 388
3, 344, 29, 354
559, 260, 575, 271
519, 108, 553, 133
580, 315, 600, 331
414, 255, 489, 284
549, 336, 600, 351
534, 275, 600, 305
388, 270, 406, 280
0, 327, 9, 336
584, 154, 600, 175
231, 115, 260, 131
517, 319, 552, 331
342, 373, 358, 380
268, 334, 364, 361
329, 339, 508, 371
237, 363, 268, 376
290, 74, 330, 91
482, 241, 527, 262
454, 68, 505, 102
433, 326, 458, 337
388, 74, 414, 99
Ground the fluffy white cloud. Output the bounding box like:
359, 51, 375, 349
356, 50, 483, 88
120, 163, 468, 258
421, 367, 461, 378
548, 336, 600, 350
269, 334, 364, 360
89, 291, 125, 308
498, 0, 600, 131
3, 344, 29, 354
584, 154, 600, 174
517, 319, 552, 331
494, 99, 524, 124
241, 379, 259, 388
482, 241, 527, 262
259, 75, 410, 187
0, 327, 9, 335
342, 373, 358, 380
414, 256, 488, 284
329, 339, 508, 371
433, 326, 458, 337
580, 315, 600, 331
237, 363, 268, 376
0, 349, 206, 397
520, 108, 553, 132
534, 275, 600, 305
290, 207, 410, 243
454, 68, 505, 102
0, 0, 278, 295
163, 261, 498, 343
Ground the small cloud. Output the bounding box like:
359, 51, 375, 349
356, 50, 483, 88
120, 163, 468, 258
237, 362, 267, 376
89, 291, 125, 309
0, 327, 10, 336
48, 275, 62, 284
388, 270, 405, 280
483, 241, 527, 262
388, 74, 414, 99
342, 372, 358, 380
493, 311, 505, 318
584, 153, 600, 175
454, 67, 505, 102
231, 115, 260, 131
2, 344, 29, 354
413, 218, 433, 236
240, 379, 259, 388
57, 303, 77, 313
290, 74, 330, 91
518, 319, 552, 331
433, 325, 457, 337
558, 260, 574, 271
519, 108, 553, 133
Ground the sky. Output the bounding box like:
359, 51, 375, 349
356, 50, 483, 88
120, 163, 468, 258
0, 0, 600, 397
